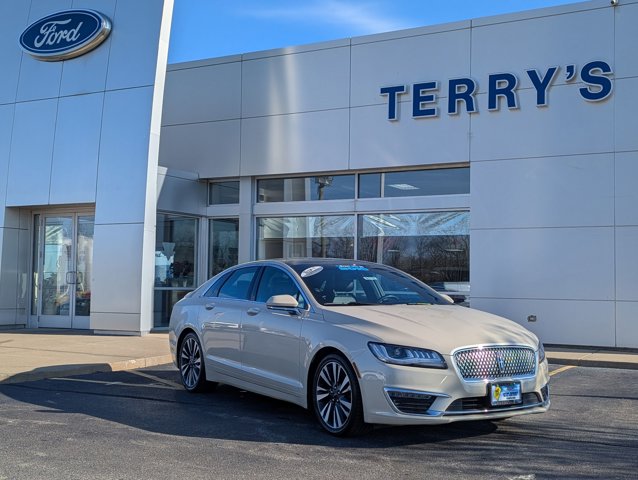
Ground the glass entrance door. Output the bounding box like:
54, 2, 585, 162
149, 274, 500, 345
32, 213, 94, 329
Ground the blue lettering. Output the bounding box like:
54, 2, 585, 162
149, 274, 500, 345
526, 67, 558, 106
448, 78, 477, 115
412, 81, 438, 118
488, 73, 518, 110
380, 85, 407, 121
579, 61, 613, 101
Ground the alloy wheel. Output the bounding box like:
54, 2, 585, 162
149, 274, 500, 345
180, 334, 202, 390
315, 359, 353, 431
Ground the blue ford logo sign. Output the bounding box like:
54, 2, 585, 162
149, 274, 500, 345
19, 10, 111, 61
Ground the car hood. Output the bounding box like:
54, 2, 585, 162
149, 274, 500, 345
322, 304, 538, 355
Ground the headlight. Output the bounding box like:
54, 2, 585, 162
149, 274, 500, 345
368, 342, 447, 369
538, 342, 546, 363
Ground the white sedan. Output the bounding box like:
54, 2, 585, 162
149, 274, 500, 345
169, 259, 550, 436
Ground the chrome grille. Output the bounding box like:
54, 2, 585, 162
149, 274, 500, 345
453, 346, 536, 381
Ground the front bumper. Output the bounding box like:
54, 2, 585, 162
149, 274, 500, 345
355, 351, 550, 425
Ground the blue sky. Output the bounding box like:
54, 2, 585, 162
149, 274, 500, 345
168, 0, 582, 64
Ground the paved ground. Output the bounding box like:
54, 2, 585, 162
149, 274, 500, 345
0, 363, 636, 479
1, 329, 637, 386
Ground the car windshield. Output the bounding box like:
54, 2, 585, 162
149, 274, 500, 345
289, 262, 448, 306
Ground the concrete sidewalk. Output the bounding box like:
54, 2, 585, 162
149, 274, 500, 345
1, 329, 637, 385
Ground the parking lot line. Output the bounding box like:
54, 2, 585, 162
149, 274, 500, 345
126, 369, 184, 390
549, 365, 576, 377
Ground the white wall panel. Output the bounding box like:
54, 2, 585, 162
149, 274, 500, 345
616, 302, 638, 348
157, 172, 206, 216
0, 1, 29, 105
163, 62, 241, 125
0, 309, 16, 326
105, 0, 165, 90
16, 0, 72, 102
616, 226, 638, 301
159, 120, 241, 178
0, 228, 19, 309
0, 105, 15, 227
241, 110, 349, 176
615, 152, 638, 226
471, 8, 613, 93
91, 223, 144, 315
615, 2, 638, 79
614, 78, 638, 152
472, 154, 614, 229
350, 103, 469, 170
6, 99, 57, 206
49, 93, 103, 204
471, 227, 615, 300
95, 87, 153, 225
351, 27, 471, 107
471, 298, 616, 347
59, 0, 116, 96
242, 47, 350, 117
471, 85, 613, 161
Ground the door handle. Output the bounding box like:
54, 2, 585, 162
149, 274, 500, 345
246, 307, 260, 316
204, 303, 216, 310
66, 271, 76, 284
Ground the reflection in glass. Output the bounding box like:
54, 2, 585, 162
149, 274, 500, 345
31, 215, 41, 315
257, 175, 355, 202
384, 168, 469, 198
358, 212, 470, 304
209, 218, 239, 277
209, 181, 240, 205
75, 216, 94, 317
155, 215, 197, 288
258, 216, 354, 260
42, 217, 73, 316
358, 173, 381, 198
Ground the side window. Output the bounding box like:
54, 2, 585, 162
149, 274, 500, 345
203, 272, 231, 298
218, 267, 259, 300
256, 267, 307, 309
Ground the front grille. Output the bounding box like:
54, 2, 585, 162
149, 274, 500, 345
386, 390, 436, 415
446, 392, 541, 413
453, 346, 536, 381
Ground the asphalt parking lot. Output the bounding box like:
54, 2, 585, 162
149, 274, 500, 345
0, 364, 636, 480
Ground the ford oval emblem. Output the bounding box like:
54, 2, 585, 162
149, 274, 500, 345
19, 10, 112, 62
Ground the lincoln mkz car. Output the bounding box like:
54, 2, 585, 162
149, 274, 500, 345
168, 259, 550, 436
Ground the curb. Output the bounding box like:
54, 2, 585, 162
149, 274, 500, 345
0, 354, 174, 385
548, 356, 638, 370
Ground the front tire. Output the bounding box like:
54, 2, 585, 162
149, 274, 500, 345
178, 332, 209, 393
312, 353, 369, 436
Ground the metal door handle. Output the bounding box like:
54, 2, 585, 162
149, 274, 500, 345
246, 307, 260, 316
66, 271, 76, 284
205, 303, 216, 310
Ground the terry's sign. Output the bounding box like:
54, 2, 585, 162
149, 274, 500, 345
381, 61, 613, 121
19, 10, 111, 61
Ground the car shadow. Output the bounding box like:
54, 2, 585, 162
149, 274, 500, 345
0, 365, 498, 448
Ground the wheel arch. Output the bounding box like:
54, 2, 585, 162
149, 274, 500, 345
306, 346, 356, 410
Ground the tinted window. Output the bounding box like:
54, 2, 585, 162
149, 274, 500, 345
290, 263, 447, 306
255, 267, 306, 309
218, 267, 259, 300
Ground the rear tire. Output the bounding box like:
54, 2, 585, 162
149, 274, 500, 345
311, 353, 371, 436
178, 332, 212, 393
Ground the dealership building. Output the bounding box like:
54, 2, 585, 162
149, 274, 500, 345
0, 0, 637, 348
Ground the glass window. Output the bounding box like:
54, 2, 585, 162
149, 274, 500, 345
209, 218, 239, 277
257, 216, 354, 260
209, 181, 240, 205
384, 168, 469, 198
153, 290, 191, 328
358, 173, 381, 198
257, 175, 355, 202
255, 267, 306, 309
218, 267, 258, 300
155, 215, 197, 288
358, 212, 470, 305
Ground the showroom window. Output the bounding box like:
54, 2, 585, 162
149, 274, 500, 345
209, 218, 239, 277
154, 214, 198, 328
358, 211, 470, 304
209, 180, 240, 205
257, 216, 354, 259
257, 175, 355, 202
359, 167, 470, 198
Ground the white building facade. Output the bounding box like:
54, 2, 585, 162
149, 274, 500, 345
1, 0, 637, 348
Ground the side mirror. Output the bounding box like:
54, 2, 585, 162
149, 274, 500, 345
440, 293, 454, 304
266, 294, 299, 309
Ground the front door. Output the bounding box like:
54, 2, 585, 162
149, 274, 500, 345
31, 213, 94, 329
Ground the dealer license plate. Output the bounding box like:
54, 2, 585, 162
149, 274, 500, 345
489, 382, 522, 406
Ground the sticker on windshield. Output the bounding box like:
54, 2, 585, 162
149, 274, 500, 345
337, 264, 368, 271
301, 266, 323, 277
